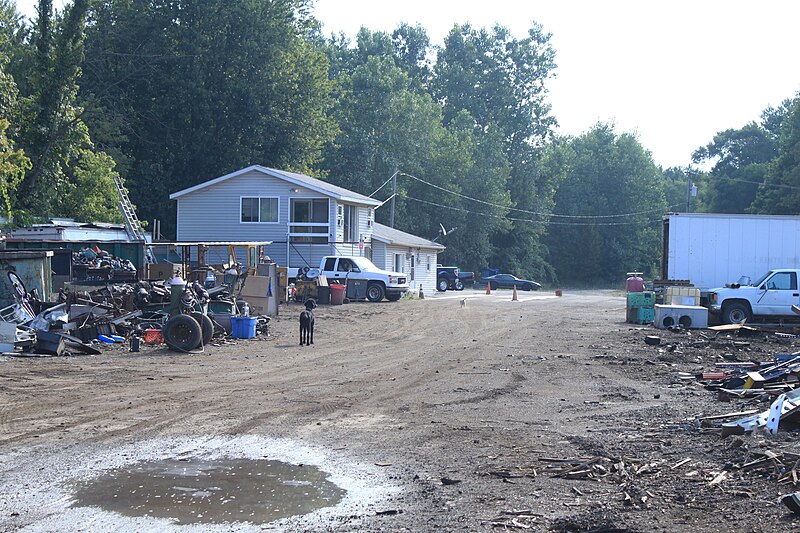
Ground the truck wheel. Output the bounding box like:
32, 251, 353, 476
191, 312, 214, 345
367, 282, 385, 302
454, 279, 464, 291
163, 314, 202, 351
722, 302, 751, 324
437, 278, 449, 292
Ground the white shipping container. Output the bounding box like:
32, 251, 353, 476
662, 213, 800, 289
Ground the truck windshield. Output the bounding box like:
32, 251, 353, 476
751, 271, 773, 287
352, 257, 379, 271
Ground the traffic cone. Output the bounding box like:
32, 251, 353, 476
512, 285, 518, 301
485, 283, 491, 295
418, 284, 425, 299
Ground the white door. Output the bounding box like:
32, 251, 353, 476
753, 271, 799, 315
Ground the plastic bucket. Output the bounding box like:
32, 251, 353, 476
329, 284, 345, 305
231, 316, 257, 339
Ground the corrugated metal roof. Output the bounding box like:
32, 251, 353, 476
372, 223, 445, 250
169, 165, 381, 207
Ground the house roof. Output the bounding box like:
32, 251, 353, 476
169, 165, 381, 207
372, 222, 445, 251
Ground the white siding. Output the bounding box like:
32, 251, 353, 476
374, 243, 438, 296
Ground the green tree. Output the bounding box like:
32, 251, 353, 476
692, 112, 782, 213
431, 23, 559, 280
546, 124, 667, 286
751, 96, 800, 213
5, 0, 119, 223
0, 117, 30, 220
81, 0, 336, 235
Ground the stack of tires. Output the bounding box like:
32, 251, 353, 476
161, 312, 214, 352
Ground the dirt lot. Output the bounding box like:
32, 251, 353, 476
2, 289, 800, 532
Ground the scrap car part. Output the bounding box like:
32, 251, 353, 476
721, 388, 800, 436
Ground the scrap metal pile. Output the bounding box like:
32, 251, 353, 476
72, 246, 137, 282
0, 266, 268, 357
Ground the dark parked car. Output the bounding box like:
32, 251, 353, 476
483, 274, 541, 291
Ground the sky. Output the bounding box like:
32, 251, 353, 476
16, 0, 800, 169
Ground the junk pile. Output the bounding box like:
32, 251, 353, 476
0, 265, 269, 356
72, 246, 137, 282
682, 351, 800, 437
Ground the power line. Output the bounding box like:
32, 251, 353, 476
708, 175, 800, 190
400, 172, 676, 218
402, 195, 663, 227
369, 173, 396, 197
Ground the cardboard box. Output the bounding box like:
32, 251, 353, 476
243, 296, 269, 316
241, 275, 271, 299
277, 267, 289, 287
147, 262, 183, 281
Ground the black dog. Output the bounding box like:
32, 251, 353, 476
299, 298, 317, 346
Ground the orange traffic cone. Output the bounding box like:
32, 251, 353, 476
512, 285, 518, 301
485, 283, 491, 295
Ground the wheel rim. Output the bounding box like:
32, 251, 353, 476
368, 286, 382, 300
438, 279, 448, 291
729, 308, 746, 322
172, 322, 195, 344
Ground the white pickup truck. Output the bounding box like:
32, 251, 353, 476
706, 269, 800, 324
319, 256, 409, 302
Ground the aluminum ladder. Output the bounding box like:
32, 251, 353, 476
114, 175, 154, 264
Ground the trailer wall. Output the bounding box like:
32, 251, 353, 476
663, 213, 800, 289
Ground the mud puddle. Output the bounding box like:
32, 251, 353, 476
70, 457, 345, 525
0, 436, 399, 531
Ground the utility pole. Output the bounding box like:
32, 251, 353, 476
390, 168, 397, 228
686, 174, 691, 213
686, 174, 697, 213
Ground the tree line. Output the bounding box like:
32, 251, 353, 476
1, 1, 799, 286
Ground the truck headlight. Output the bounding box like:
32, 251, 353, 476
709, 293, 717, 304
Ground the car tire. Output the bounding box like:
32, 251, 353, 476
523, 284, 532, 291
454, 279, 464, 291
163, 314, 202, 352
722, 302, 751, 324
191, 312, 214, 345
367, 282, 385, 302
437, 278, 449, 292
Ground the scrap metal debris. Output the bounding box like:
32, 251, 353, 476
1, 264, 269, 356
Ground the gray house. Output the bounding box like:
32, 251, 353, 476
372, 223, 444, 296
170, 166, 440, 278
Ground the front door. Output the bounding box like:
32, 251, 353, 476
753, 271, 799, 315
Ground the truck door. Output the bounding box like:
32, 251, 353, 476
321, 257, 337, 279
754, 272, 798, 315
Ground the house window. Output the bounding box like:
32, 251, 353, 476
290, 198, 329, 243
394, 253, 403, 273
241, 197, 278, 223
343, 205, 358, 242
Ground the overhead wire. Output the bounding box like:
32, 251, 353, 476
401, 195, 664, 227
399, 172, 678, 218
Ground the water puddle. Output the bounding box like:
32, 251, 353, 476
70, 457, 346, 525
